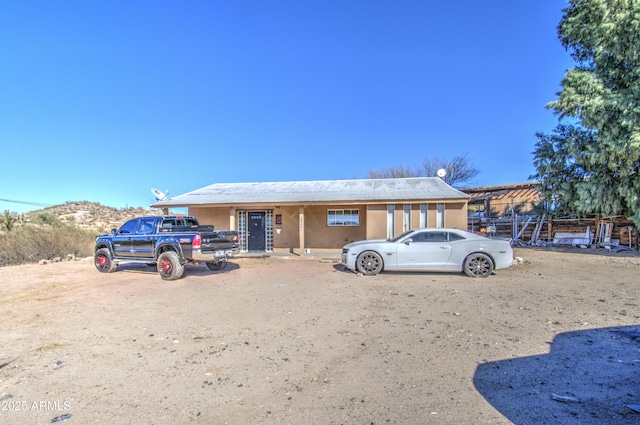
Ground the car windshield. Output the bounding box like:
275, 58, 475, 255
389, 230, 414, 243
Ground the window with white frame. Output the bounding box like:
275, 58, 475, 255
387, 204, 395, 238
327, 209, 360, 226
420, 204, 427, 228
403, 204, 411, 232
437, 203, 445, 228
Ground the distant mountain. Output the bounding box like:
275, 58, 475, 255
23, 201, 161, 232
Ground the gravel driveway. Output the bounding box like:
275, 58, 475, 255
1, 248, 639, 424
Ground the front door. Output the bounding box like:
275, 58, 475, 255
247, 212, 266, 251
130, 216, 156, 259
112, 218, 139, 258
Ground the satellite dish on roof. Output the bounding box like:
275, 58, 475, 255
437, 168, 447, 179
151, 188, 169, 201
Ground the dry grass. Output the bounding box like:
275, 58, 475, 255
0, 201, 161, 267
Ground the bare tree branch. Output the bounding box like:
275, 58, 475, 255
366, 163, 418, 179
419, 153, 479, 187
367, 154, 479, 187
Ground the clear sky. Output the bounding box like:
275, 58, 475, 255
1, 1, 573, 214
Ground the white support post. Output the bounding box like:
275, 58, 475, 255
229, 207, 236, 230
299, 207, 305, 256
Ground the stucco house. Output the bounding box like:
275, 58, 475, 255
152, 177, 469, 254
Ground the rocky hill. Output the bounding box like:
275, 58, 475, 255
22, 201, 162, 233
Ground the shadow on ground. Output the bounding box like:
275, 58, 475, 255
474, 325, 640, 424
117, 262, 241, 278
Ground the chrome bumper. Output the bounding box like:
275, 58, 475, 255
191, 248, 237, 262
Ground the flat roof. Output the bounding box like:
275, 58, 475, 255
152, 177, 469, 208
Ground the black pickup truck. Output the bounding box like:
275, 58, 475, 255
94, 215, 240, 280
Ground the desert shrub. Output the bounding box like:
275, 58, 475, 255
0, 224, 96, 267
32, 212, 61, 226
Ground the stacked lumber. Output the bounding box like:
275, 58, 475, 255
469, 215, 637, 249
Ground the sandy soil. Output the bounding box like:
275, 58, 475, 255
1, 248, 639, 425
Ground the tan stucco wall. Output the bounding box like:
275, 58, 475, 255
427, 204, 438, 227
270, 205, 362, 251
300, 205, 367, 248
444, 201, 468, 229
188, 207, 233, 230
272, 206, 299, 251
187, 200, 468, 251
410, 204, 422, 229
366, 204, 388, 240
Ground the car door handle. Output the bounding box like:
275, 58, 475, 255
440, 246, 449, 249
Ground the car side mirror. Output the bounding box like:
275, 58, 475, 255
404, 238, 413, 245
111, 228, 117, 234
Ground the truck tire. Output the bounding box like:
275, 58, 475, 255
206, 260, 227, 271
157, 251, 184, 280
95, 248, 117, 273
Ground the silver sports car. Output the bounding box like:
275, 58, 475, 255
341, 228, 513, 278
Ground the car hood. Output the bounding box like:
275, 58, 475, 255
343, 239, 388, 250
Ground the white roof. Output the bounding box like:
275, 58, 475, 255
152, 177, 469, 208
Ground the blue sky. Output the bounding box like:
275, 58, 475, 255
1, 1, 573, 213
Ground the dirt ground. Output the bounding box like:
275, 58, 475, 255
1, 247, 639, 425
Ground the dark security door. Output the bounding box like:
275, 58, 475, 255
247, 212, 266, 251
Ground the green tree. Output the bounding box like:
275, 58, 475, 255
532, 124, 594, 216
367, 153, 479, 187
532, 0, 640, 223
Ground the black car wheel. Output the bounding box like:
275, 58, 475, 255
356, 251, 383, 275
463, 253, 494, 278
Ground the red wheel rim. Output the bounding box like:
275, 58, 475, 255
160, 259, 173, 274
97, 255, 108, 269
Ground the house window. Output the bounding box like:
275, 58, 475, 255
403, 204, 411, 232
327, 209, 359, 226
437, 203, 445, 228
387, 204, 395, 238
420, 204, 427, 228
